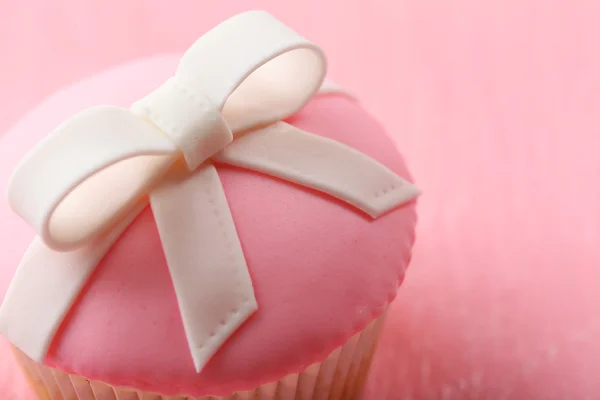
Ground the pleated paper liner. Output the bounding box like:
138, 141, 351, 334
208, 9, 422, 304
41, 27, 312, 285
12, 312, 386, 400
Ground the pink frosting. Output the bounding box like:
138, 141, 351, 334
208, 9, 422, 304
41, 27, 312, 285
0, 55, 416, 397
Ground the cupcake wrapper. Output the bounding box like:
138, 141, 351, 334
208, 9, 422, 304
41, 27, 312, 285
13, 312, 386, 400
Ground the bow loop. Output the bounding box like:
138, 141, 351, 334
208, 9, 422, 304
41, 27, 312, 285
176, 10, 326, 132
7, 106, 176, 252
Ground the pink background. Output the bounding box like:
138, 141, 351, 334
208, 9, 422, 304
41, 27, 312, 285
1, 0, 599, 399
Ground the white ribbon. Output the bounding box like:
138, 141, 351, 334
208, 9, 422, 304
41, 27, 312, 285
0, 11, 419, 373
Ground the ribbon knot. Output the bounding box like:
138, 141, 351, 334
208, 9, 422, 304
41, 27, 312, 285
131, 77, 233, 171
0, 10, 420, 374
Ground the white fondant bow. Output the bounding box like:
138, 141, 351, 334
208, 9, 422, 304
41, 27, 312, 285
0, 11, 419, 373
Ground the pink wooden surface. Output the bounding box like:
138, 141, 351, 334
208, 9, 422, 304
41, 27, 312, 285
1, 0, 599, 399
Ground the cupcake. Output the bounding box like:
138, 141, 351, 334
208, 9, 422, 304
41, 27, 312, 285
0, 11, 418, 400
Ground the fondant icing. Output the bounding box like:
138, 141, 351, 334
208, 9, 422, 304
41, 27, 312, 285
0, 12, 418, 397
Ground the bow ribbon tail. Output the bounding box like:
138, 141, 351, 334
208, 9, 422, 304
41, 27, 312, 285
216, 122, 420, 218
149, 163, 257, 373
0, 202, 145, 362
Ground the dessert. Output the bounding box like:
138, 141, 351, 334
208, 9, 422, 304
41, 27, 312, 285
0, 11, 418, 400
